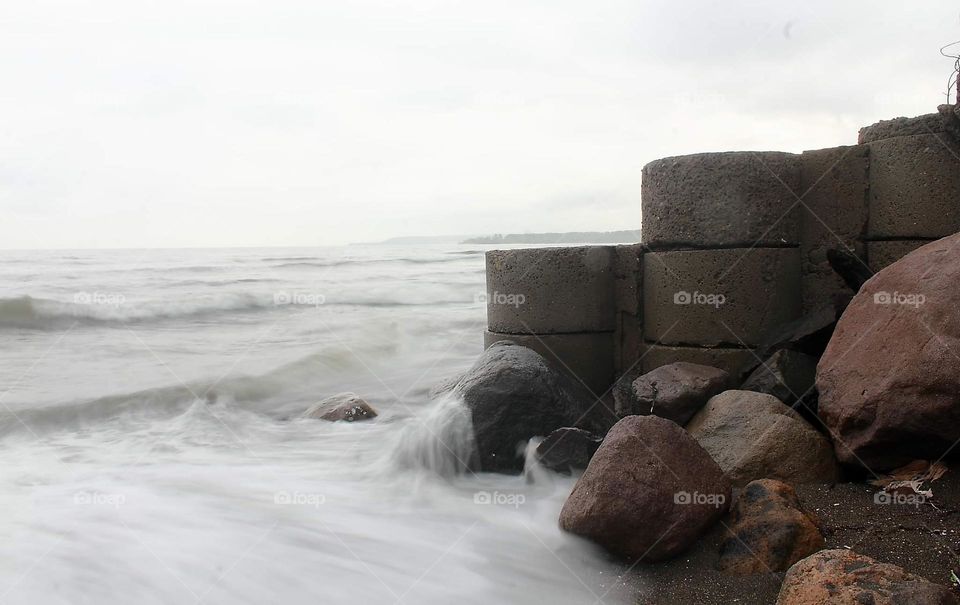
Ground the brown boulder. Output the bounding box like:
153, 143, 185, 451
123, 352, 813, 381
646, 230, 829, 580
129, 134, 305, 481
818, 234, 960, 471
616, 361, 731, 425
559, 415, 731, 562
718, 479, 824, 575
304, 393, 378, 422
777, 549, 958, 604
686, 390, 840, 487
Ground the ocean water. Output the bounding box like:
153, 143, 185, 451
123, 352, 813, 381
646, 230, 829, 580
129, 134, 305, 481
0, 246, 629, 605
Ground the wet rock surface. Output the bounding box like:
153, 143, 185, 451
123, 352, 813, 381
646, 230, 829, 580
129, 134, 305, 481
718, 479, 825, 575
560, 415, 731, 562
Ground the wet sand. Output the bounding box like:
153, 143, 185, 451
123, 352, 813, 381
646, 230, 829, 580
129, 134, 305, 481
614, 465, 960, 604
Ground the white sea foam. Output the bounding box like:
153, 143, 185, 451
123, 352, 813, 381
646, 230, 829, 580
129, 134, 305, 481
0, 245, 627, 605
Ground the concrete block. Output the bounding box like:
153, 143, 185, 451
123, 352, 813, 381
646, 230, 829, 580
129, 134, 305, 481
640, 343, 757, 377
643, 248, 802, 347
484, 330, 615, 396
867, 239, 939, 272
642, 151, 802, 247
612, 244, 643, 373
868, 133, 960, 238
798, 145, 869, 312
858, 113, 944, 144
485, 246, 615, 334
612, 244, 643, 318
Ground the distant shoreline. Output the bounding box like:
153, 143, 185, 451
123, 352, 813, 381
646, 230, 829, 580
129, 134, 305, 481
460, 230, 640, 245
356, 230, 641, 246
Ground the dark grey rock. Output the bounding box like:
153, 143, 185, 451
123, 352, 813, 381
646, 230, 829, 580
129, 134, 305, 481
535, 427, 602, 474
457, 341, 591, 474
742, 349, 818, 406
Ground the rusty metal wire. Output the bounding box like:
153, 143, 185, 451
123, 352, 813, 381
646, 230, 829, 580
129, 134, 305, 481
941, 41, 960, 104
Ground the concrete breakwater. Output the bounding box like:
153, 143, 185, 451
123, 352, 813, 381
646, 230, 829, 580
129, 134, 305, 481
483, 109, 960, 400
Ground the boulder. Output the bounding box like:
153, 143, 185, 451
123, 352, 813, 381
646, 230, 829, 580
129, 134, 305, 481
827, 248, 874, 292
818, 234, 960, 471
741, 350, 818, 406
718, 479, 824, 575
617, 362, 731, 425
457, 341, 589, 473
686, 391, 840, 487
754, 306, 840, 363
535, 428, 602, 474
777, 549, 958, 605
304, 393, 378, 422
560, 415, 731, 562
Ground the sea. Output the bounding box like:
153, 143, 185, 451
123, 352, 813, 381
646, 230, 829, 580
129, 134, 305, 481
0, 245, 631, 604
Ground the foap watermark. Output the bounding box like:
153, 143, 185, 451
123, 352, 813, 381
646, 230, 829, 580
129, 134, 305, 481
473, 490, 526, 509
274, 490, 326, 507
475, 291, 526, 308
873, 291, 925, 308
874, 490, 928, 508
74, 291, 126, 307
273, 291, 326, 307
674, 491, 726, 508
73, 490, 126, 508
673, 290, 725, 309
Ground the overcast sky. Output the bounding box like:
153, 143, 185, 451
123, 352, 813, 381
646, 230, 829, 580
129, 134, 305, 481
1, 0, 958, 249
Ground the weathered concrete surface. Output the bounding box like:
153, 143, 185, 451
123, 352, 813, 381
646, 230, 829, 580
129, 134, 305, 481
484, 330, 615, 396
857, 112, 945, 144
613, 245, 643, 374
641, 343, 756, 377
868, 133, 960, 238
798, 145, 869, 313
643, 248, 802, 346
642, 151, 802, 248
486, 246, 615, 334
867, 239, 939, 272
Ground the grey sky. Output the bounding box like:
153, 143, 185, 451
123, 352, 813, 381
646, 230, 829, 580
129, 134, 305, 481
1, 0, 957, 249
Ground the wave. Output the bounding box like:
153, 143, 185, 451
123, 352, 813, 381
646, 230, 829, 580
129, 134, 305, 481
272, 257, 469, 269
0, 294, 279, 330
0, 292, 481, 330
0, 346, 370, 436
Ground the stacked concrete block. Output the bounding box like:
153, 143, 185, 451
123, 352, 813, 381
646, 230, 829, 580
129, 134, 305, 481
643, 248, 801, 346
867, 240, 939, 272
612, 245, 644, 376
482, 109, 960, 395
797, 145, 870, 312
642, 151, 801, 248
484, 246, 618, 395
867, 133, 960, 239
861, 115, 960, 271
857, 112, 945, 144
639, 151, 804, 375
